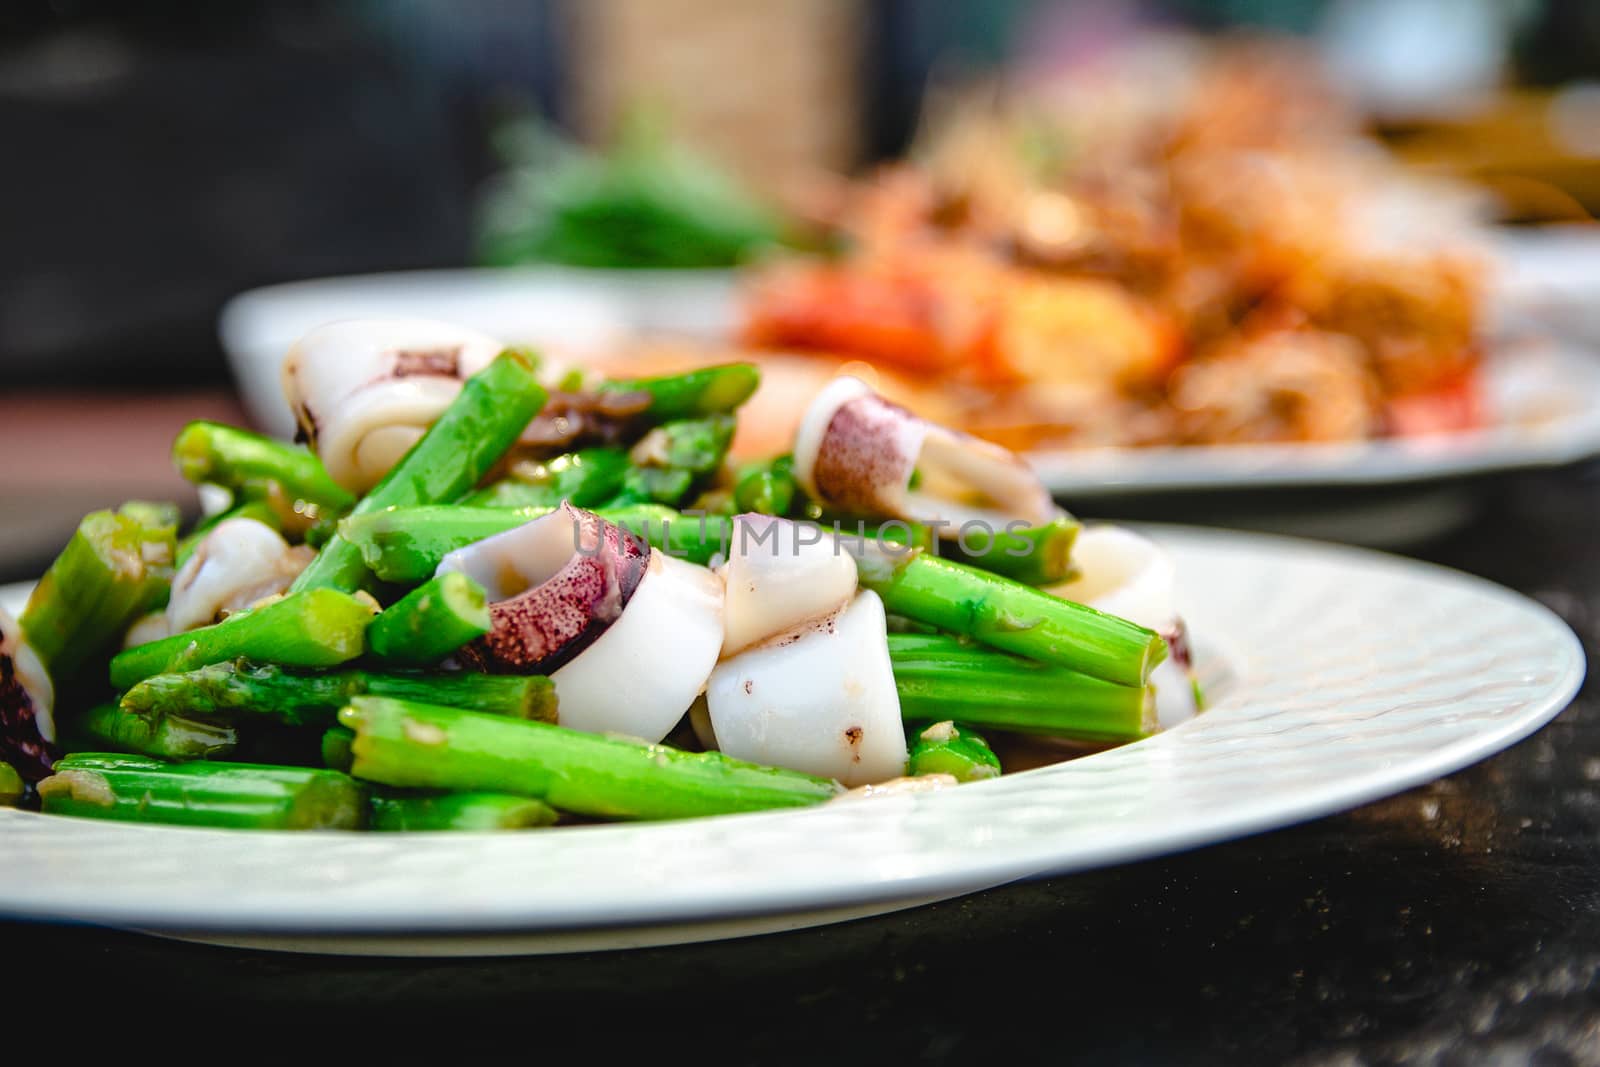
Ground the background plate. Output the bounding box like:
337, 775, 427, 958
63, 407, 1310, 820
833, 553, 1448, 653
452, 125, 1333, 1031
0, 526, 1583, 955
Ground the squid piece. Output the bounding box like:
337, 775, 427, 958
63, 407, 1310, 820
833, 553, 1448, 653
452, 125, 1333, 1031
166, 517, 314, 634
437, 504, 723, 744
282, 318, 511, 493
1048, 525, 1199, 728
707, 591, 907, 788
719, 514, 858, 656
792, 376, 1056, 532
1, 607, 56, 781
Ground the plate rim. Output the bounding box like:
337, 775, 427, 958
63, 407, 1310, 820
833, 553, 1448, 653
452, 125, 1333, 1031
0, 525, 1585, 936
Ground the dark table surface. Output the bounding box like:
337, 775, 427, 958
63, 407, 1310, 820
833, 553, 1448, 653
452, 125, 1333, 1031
7, 458, 1600, 1061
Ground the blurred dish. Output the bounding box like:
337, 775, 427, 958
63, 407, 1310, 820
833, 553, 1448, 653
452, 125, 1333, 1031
219, 268, 736, 439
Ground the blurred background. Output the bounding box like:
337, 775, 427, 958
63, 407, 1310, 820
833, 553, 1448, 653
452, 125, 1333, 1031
4, 0, 1600, 577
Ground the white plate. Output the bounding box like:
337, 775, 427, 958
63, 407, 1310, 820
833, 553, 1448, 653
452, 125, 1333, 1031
0, 526, 1583, 955
1028, 343, 1600, 498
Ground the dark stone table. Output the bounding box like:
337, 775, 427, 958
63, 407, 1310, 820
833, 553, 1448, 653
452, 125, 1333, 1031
7, 465, 1599, 1061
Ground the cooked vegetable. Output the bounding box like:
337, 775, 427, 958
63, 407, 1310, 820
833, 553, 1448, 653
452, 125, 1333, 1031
853, 543, 1165, 688
370, 791, 558, 831
121, 661, 555, 727
907, 721, 1001, 782
463, 447, 630, 508
38, 754, 367, 830
888, 634, 1154, 741
321, 726, 356, 771
367, 573, 491, 666
0, 761, 23, 806
110, 588, 376, 690
20, 503, 177, 679
733, 454, 798, 516
70, 703, 238, 761
939, 512, 1080, 586
172, 420, 354, 519
290, 349, 549, 593
340, 697, 842, 820
596, 363, 761, 422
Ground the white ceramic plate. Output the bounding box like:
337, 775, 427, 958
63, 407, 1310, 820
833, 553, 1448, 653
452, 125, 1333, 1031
1028, 343, 1600, 498
0, 526, 1583, 955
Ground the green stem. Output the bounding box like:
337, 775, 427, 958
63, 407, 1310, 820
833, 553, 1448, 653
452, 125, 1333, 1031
858, 548, 1163, 687
733, 454, 797, 515
39, 754, 368, 830
292, 350, 549, 592
121, 660, 555, 727
938, 512, 1080, 586
70, 703, 238, 761
110, 588, 375, 690
888, 633, 1155, 741
20, 503, 178, 679
0, 762, 23, 807
369, 791, 558, 831
340, 697, 841, 820
906, 721, 1002, 781
172, 421, 355, 518
595, 363, 759, 421
462, 447, 630, 508
367, 573, 490, 665
321, 726, 356, 771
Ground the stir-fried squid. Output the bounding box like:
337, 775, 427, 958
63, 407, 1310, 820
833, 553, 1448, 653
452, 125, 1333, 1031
9, 318, 1204, 831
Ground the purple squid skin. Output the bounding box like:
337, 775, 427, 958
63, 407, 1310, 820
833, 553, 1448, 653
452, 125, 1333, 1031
458, 509, 650, 675
0, 651, 56, 782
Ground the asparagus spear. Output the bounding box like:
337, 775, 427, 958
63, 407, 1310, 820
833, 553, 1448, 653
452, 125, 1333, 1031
38, 754, 367, 830
109, 588, 375, 690
69, 703, 238, 761
322, 726, 356, 771
20, 503, 178, 678
367, 573, 490, 665
609, 466, 695, 506
938, 513, 1081, 586
0, 762, 23, 807
463, 446, 631, 508
629, 414, 736, 474
370, 791, 558, 831
172, 421, 355, 519
906, 721, 1001, 782
292, 350, 549, 592
888, 633, 1154, 741
733, 454, 797, 516
595, 363, 759, 422
340, 697, 841, 819
121, 661, 556, 726
854, 546, 1164, 687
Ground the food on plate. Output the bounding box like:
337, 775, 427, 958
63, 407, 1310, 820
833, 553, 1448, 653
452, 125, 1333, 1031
4, 319, 1204, 831
739, 36, 1492, 451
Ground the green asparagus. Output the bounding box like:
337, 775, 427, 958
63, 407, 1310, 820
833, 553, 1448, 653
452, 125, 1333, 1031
340, 697, 841, 820
321, 726, 356, 771
292, 350, 549, 592
370, 791, 559, 831
609, 465, 695, 506
907, 721, 1002, 782
0, 762, 23, 807
854, 546, 1164, 687
172, 420, 355, 519
595, 362, 759, 422
367, 573, 490, 665
70, 703, 238, 761
939, 512, 1080, 586
109, 588, 376, 690
889, 634, 1154, 741
733, 454, 797, 516
38, 753, 367, 830
464, 446, 630, 508
20, 503, 178, 678
121, 660, 556, 726
629, 414, 736, 474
